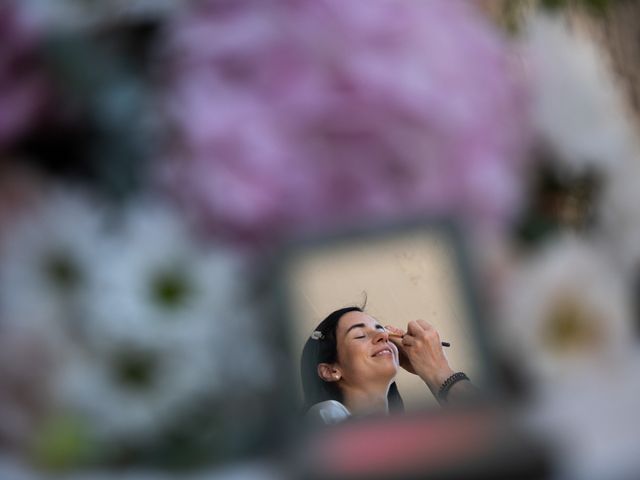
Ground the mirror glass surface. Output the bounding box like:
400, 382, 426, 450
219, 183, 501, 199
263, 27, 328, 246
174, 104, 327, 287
282, 223, 491, 411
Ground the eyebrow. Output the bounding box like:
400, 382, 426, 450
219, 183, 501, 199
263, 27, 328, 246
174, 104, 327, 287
344, 323, 385, 336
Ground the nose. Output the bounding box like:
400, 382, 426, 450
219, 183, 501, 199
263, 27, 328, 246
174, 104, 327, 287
373, 329, 389, 343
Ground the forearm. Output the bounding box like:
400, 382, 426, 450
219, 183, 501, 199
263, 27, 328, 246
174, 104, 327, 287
394, 320, 481, 405
438, 378, 479, 405
420, 369, 479, 405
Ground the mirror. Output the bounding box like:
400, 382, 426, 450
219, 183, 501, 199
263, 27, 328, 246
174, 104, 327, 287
277, 220, 495, 412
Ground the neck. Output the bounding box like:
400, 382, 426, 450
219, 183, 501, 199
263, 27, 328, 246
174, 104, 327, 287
341, 382, 391, 416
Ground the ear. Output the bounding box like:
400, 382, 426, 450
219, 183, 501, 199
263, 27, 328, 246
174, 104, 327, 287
317, 363, 341, 382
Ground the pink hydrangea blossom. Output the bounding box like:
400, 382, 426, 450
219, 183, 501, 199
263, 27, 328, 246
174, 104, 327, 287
160, 0, 529, 244
0, 2, 50, 149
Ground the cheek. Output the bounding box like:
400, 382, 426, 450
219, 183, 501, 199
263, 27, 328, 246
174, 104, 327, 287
337, 342, 369, 373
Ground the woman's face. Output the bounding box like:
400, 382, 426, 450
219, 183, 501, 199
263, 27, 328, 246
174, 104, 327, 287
333, 311, 399, 386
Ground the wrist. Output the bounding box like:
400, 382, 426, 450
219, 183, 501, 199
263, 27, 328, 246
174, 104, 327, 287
421, 366, 455, 393
437, 372, 471, 404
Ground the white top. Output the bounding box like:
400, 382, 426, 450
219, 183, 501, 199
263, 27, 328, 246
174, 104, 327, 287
306, 400, 351, 425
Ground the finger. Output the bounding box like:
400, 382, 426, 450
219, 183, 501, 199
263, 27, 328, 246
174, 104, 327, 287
388, 335, 403, 347
407, 320, 425, 336
384, 325, 405, 338
401, 334, 416, 346
416, 319, 434, 331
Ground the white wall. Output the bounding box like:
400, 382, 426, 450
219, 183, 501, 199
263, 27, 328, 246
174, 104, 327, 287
287, 230, 483, 411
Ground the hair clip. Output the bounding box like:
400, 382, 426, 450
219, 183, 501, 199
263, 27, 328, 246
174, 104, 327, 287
311, 331, 324, 340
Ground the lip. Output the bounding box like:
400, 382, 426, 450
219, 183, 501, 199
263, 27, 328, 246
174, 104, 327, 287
371, 346, 393, 357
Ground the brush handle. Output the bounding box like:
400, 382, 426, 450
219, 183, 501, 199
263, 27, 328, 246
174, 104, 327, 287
388, 331, 451, 347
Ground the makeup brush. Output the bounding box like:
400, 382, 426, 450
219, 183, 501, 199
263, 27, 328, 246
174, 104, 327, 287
387, 331, 450, 347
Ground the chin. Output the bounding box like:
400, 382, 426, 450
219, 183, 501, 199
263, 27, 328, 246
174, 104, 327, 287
380, 363, 399, 379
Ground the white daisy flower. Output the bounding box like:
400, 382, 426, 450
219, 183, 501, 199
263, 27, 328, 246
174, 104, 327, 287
499, 235, 634, 385
53, 334, 217, 442
0, 188, 108, 345
52, 200, 273, 441
598, 155, 640, 276
1, 193, 274, 444
521, 13, 640, 278
525, 351, 640, 480
84, 201, 250, 350
523, 13, 638, 174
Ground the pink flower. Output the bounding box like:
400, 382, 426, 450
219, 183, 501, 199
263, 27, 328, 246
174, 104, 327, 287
0, 2, 50, 149
160, 0, 529, 245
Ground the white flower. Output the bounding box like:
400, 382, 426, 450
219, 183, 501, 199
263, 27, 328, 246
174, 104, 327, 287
525, 351, 640, 480
521, 13, 640, 278
1, 194, 274, 444
52, 200, 274, 441
0, 188, 107, 345
499, 236, 634, 384
53, 335, 216, 442
598, 155, 640, 276
523, 13, 638, 174
84, 201, 250, 350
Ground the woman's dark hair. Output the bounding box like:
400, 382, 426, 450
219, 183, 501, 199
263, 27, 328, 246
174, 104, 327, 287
300, 306, 404, 413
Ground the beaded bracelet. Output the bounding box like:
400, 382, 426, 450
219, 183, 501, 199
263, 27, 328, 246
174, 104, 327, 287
438, 372, 469, 402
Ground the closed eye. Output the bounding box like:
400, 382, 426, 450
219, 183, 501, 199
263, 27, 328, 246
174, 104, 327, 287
354, 326, 385, 339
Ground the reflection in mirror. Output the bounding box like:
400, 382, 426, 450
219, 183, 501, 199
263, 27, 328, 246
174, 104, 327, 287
279, 222, 495, 417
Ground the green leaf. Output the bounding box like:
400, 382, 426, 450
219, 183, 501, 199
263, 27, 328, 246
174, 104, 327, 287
31, 414, 97, 472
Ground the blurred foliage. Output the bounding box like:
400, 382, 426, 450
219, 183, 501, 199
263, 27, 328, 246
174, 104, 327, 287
31, 414, 97, 472
497, 0, 617, 34
514, 158, 602, 248
17, 23, 161, 201
540, 0, 612, 13
103, 392, 287, 471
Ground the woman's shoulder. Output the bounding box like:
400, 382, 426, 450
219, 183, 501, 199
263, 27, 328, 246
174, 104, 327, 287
305, 400, 351, 425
